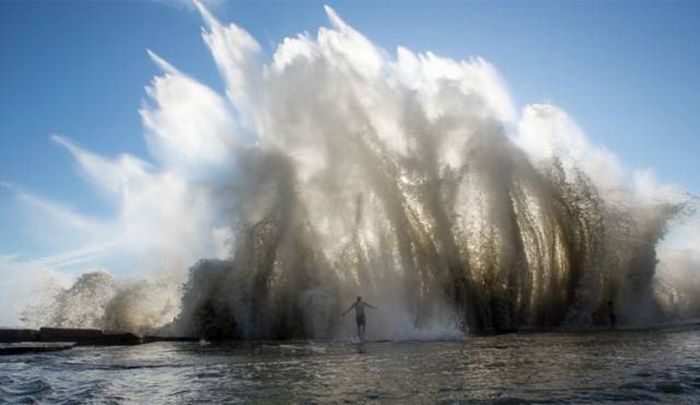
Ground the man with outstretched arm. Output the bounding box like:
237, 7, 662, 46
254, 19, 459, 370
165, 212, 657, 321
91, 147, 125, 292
342, 296, 377, 341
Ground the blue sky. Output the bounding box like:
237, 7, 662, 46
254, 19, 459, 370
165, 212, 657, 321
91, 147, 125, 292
0, 2, 698, 268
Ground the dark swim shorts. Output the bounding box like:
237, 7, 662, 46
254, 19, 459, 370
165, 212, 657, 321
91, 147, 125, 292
356, 313, 366, 326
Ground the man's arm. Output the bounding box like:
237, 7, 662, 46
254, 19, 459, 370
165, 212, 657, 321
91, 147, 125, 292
366, 303, 378, 310
342, 303, 355, 316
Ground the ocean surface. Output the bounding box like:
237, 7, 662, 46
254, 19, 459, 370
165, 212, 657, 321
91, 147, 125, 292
2, 328, 700, 404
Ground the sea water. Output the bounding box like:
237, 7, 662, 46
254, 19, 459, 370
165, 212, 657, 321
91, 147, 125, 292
2, 328, 700, 404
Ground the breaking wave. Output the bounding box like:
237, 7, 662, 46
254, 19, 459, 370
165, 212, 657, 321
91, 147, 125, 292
22, 3, 698, 339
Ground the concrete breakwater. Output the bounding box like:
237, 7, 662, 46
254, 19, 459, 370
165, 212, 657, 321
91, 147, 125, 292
0, 327, 196, 354
0, 327, 141, 346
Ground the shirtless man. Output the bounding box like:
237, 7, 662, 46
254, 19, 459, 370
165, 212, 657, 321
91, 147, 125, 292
342, 296, 377, 341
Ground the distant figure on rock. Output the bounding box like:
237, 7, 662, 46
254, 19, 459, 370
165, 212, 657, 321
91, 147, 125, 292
608, 300, 617, 329
343, 296, 377, 341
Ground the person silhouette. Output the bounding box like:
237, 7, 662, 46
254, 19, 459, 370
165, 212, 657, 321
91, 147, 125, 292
342, 296, 377, 341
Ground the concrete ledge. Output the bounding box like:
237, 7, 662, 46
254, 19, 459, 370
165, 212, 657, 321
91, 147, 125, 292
1, 327, 201, 349
39, 328, 141, 345
0, 342, 75, 355
0, 329, 39, 343
143, 335, 199, 343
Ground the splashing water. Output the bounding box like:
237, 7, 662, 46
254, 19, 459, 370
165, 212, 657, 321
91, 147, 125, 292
22, 3, 697, 339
